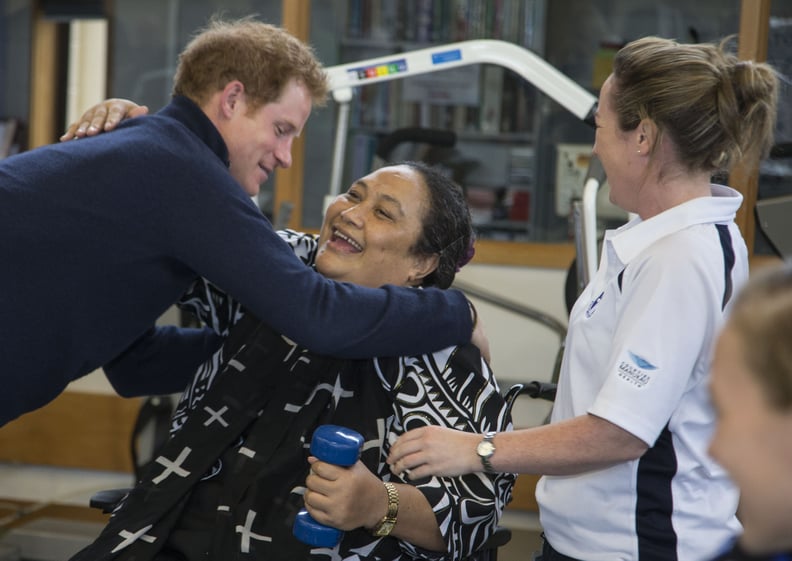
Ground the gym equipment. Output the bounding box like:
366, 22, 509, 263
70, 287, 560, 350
292, 425, 365, 548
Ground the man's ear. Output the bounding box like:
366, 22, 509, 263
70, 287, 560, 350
219, 80, 246, 119
407, 254, 440, 286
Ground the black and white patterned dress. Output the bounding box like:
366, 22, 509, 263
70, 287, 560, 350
70, 230, 515, 561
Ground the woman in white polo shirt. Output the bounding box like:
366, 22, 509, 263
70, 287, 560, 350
388, 35, 780, 561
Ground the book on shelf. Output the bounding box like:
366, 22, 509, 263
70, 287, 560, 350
348, 64, 539, 136
465, 184, 498, 226
768, 18, 791, 145
415, 0, 433, 43
479, 65, 503, 135
342, 0, 544, 136
346, 0, 538, 46
350, 132, 378, 180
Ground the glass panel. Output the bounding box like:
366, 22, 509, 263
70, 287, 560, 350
755, 2, 792, 257
109, 1, 282, 110
0, 0, 32, 154
108, 0, 282, 214
539, 0, 742, 242
305, 0, 546, 238
305, 0, 745, 244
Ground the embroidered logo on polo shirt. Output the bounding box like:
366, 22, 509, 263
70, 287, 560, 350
628, 351, 657, 370
616, 351, 657, 387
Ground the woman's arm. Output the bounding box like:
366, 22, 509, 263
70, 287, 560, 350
381, 343, 515, 558
387, 413, 649, 479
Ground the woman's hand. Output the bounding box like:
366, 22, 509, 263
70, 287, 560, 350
387, 426, 482, 479
60, 98, 148, 141
303, 457, 386, 531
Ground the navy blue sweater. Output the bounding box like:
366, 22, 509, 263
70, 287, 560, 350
0, 96, 471, 426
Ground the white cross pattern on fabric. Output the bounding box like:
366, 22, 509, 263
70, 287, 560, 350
111, 524, 157, 553
329, 376, 355, 407
203, 405, 230, 427
228, 358, 245, 371
235, 510, 272, 553
151, 447, 192, 484
239, 446, 256, 459
280, 335, 313, 371
281, 336, 300, 362
363, 417, 387, 455
291, 355, 312, 371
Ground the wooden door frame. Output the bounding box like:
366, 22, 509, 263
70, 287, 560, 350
730, 0, 773, 258
277, 0, 311, 230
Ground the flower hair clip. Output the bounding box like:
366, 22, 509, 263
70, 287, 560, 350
456, 237, 476, 272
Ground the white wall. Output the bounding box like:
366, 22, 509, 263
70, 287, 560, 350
456, 263, 567, 428
65, 20, 108, 131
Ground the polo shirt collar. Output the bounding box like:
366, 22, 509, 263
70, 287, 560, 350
605, 184, 743, 266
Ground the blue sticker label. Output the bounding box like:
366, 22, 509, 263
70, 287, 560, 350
431, 49, 462, 64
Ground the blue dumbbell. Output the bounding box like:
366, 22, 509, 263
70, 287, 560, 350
293, 425, 364, 547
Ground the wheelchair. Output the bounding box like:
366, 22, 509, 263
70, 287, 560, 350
90, 379, 558, 560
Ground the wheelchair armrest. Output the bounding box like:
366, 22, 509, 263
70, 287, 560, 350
467, 525, 513, 561
90, 488, 131, 514
504, 381, 557, 412
483, 525, 512, 549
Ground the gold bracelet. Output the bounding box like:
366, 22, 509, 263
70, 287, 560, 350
370, 481, 399, 537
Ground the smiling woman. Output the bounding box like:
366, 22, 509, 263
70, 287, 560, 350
316, 165, 436, 288
69, 161, 512, 561
316, 163, 472, 290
